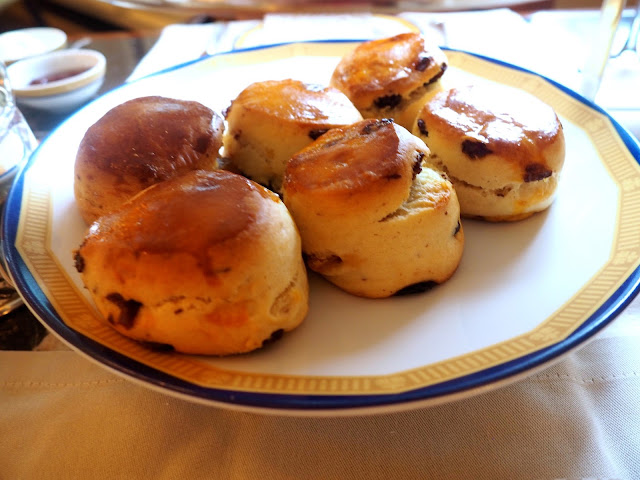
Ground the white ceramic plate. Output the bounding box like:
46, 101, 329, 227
4, 42, 640, 416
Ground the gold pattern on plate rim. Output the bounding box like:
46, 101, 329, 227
15, 44, 640, 396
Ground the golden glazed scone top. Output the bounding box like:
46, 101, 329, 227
283, 118, 423, 219
330, 32, 448, 109
77, 96, 224, 185
285, 119, 414, 191
225, 79, 362, 126
85, 170, 279, 278
418, 84, 564, 179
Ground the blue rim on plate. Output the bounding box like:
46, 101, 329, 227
3, 42, 640, 414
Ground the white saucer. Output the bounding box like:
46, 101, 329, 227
0, 27, 68, 65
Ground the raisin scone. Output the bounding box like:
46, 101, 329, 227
330, 32, 448, 130
74, 96, 224, 224
74, 170, 309, 356
282, 118, 464, 299
412, 84, 566, 221
222, 79, 363, 193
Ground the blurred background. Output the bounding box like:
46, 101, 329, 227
1, 0, 604, 35
2, 0, 197, 33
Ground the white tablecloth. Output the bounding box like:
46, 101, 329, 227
2, 9, 640, 478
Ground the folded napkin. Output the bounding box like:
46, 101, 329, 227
232, 13, 423, 47
126, 12, 426, 81
126, 22, 255, 81
127, 9, 583, 92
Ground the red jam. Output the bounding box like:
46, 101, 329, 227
28, 67, 89, 86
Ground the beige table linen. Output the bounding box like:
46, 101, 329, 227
2, 330, 640, 478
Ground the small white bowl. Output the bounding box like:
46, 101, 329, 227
7, 49, 106, 113
0, 27, 68, 65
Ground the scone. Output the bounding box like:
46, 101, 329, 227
330, 32, 448, 130
412, 84, 566, 221
74, 170, 309, 356
74, 96, 224, 224
222, 79, 363, 193
282, 118, 464, 299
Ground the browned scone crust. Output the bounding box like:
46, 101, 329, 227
74, 96, 224, 224
282, 118, 464, 298
222, 79, 362, 193
329, 32, 448, 129
413, 84, 566, 221
74, 170, 309, 356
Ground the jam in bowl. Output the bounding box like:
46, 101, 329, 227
6, 49, 106, 113
28, 67, 91, 86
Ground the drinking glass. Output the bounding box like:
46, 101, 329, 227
580, 0, 628, 101
0, 61, 36, 201
0, 59, 36, 309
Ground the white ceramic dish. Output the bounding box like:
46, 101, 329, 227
7, 49, 106, 113
3, 42, 640, 416
0, 27, 67, 65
